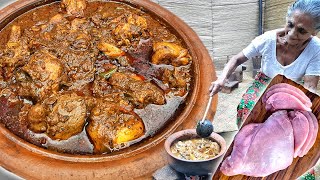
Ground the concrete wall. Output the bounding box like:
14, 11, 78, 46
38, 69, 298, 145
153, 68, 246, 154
152, 0, 319, 70
151, 0, 215, 65
263, 0, 294, 31
211, 0, 260, 69
151, 0, 261, 70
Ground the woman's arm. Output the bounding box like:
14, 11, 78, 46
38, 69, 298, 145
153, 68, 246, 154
304, 75, 319, 93
209, 52, 249, 96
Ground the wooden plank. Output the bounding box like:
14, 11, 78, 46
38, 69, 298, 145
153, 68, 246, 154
213, 74, 320, 179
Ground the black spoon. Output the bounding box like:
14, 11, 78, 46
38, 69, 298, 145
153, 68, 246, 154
196, 95, 214, 138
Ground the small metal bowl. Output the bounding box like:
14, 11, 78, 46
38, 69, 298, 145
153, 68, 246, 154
164, 129, 227, 176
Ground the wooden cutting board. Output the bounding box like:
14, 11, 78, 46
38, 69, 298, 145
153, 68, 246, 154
213, 74, 320, 180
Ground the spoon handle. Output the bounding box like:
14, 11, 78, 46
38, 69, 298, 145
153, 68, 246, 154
200, 95, 213, 123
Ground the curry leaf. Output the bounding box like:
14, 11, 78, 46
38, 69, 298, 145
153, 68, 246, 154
99, 67, 118, 79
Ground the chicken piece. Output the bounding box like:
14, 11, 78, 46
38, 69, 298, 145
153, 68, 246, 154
22, 51, 63, 100
60, 51, 96, 90
27, 103, 48, 133
56, 44, 96, 90
64, 18, 92, 51
0, 68, 4, 88
12, 74, 40, 99
97, 42, 125, 58
23, 51, 62, 82
87, 100, 144, 154
129, 14, 147, 28
26, 14, 67, 53
92, 74, 116, 97
112, 14, 149, 46
49, 14, 70, 33
151, 42, 191, 66
70, 18, 90, 31
102, 93, 134, 111
46, 93, 87, 140
69, 32, 91, 51
162, 67, 191, 96
61, 0, 86, 17
109, 72, 165, 108
51, 16, 96, 90
115, 116, 144, 144
163, 68, 187, 87
7, 25, 21, 45
1, 25, 30, 67
49, 14, 66, 24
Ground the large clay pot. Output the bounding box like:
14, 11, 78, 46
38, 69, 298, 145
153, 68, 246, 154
0, 0, 217, 179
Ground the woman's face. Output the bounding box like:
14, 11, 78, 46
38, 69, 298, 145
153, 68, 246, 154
285, 10, 317, 46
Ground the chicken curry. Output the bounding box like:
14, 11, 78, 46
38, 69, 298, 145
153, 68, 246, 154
0, 0, 192, 154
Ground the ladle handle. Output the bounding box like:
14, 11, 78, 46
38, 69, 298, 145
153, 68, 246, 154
200, 95, 213, 123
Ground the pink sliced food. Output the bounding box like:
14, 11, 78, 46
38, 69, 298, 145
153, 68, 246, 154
307, 112, 319, 153
262, 83, 311, 105
288, 111, 309, 158
221, 110, 294, 177
220, 123, 261, 176
299, 111, 318, 157
297, 111, 314, 157
266, 92, 312, 112
262, 87, 312, 108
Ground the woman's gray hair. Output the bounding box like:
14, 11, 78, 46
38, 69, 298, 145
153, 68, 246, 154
287, 0, 320, 31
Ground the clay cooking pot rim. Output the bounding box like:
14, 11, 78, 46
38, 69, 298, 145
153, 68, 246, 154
0, 0, 208, 161
164, 129, 227, 163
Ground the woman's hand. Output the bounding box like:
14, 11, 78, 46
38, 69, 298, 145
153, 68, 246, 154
209, 78, 226, 96
209, 52, 248, 96
304, 75, 319, 93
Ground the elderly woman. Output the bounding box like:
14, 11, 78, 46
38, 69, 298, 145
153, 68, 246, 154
210, 0, 320, 125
